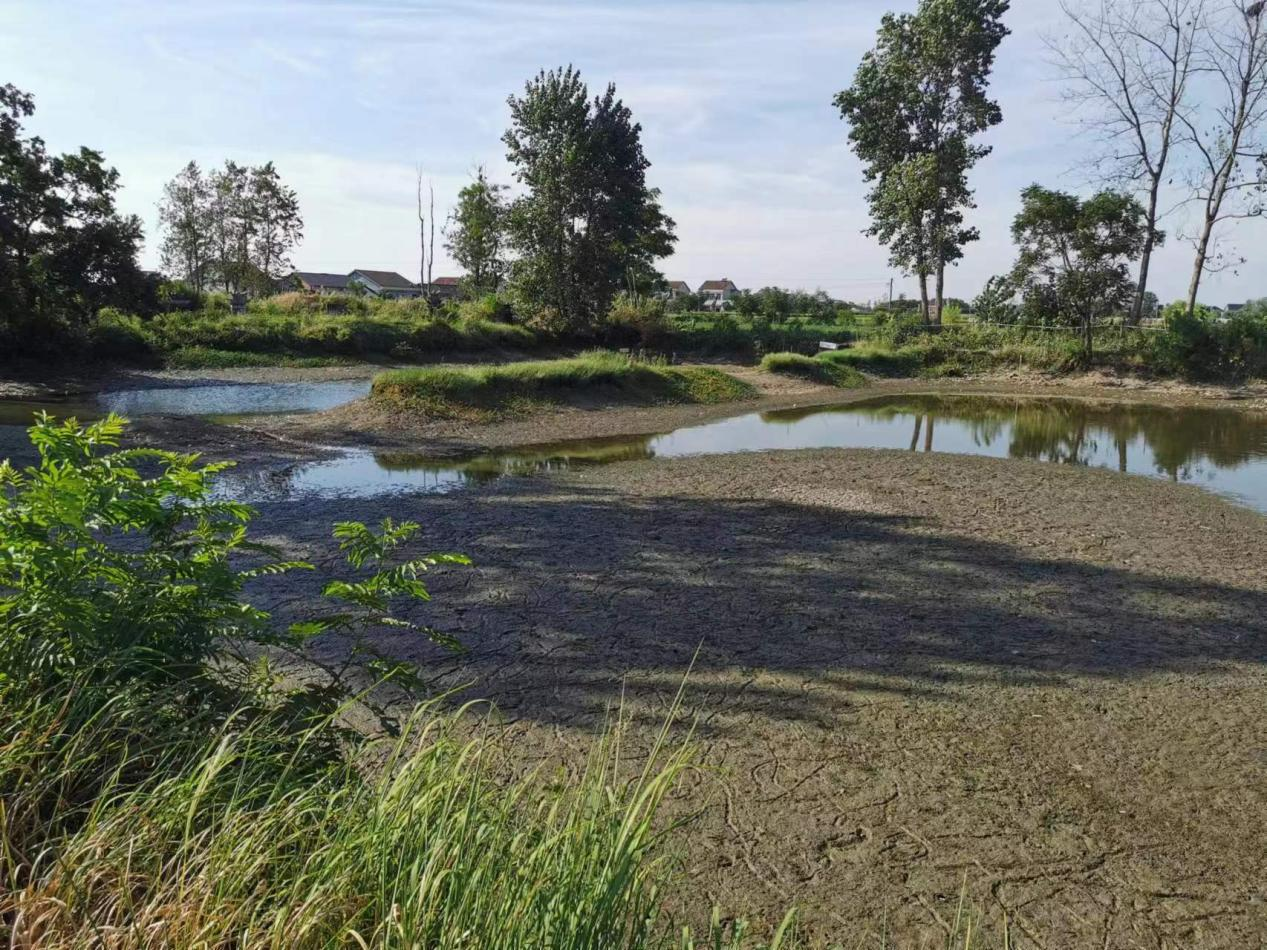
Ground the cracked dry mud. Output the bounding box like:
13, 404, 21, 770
243, 442, 1267, 948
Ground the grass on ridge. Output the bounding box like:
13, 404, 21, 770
372, 350, 757, 419
760, 352, 869, 389
164, 346, 354, 369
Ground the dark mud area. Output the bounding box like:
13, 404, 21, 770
242, 447, 1267, 947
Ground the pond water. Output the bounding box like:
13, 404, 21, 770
221, 394, 1267, 513
0, 380, 371, 426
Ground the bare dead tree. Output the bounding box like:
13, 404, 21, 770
1050, 0, 1204, 323
423, 163, 433, 296
1177, 0, 1267, 314
428, 180, 436, 299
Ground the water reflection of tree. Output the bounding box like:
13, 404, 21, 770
839, 395, 1267, 480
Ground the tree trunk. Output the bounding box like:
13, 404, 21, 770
934, 262, 945, 327
917, 272, 931, 326
1186, 219, 1214, 317
1131, 178, 1162, 325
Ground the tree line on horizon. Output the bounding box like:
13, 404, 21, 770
2, 0, 1265, 361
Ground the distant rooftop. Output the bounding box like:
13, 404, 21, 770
292, 271, 350, 289
351, 269, 419, 291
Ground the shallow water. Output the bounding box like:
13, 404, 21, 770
221, 394, 1267, 512
0, 380, 371, 427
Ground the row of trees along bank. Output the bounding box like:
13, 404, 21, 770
837, 0, 1266, 331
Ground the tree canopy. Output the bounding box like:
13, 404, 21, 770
503, 67, 676, 332
1007, 185, 1152, 357
1, 83, 144, 352
157, 159, 302, 294
836, 0, 1010, 324
444, 166, 509, 298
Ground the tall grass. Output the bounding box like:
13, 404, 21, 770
373, 351, 757, 419
1, 684, 703, 948
89, 306, 542, 368
819, 324, 1160, 379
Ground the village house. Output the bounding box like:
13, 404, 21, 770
429, 277, 462, 302
289, 271, 351, 295
348, 269, 423, 299
660, 280, 692, 301
699, 278, 740, 311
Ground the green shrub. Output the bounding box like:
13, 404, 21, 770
0, 415, 466, 703
608, 294, 671, 348
87, 308, 157, 363
760, 352, 867, 388
203, 291, 232, 314
458, 292, 517, 324
0, 417, 781, 948
1152, 303, 1267, 380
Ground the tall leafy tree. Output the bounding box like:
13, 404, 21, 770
158, 159, 302, 294
1007, 185, 1152, 360
836, 0, 1010, 325
0, 83, 143, 348
445, 166, 509, 297
503, 66, 676, 332
249, 161, 302, 288
157, 161, 212, 291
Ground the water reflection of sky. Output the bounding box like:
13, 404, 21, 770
0, 381, 372, 427
222, 395, 1267, 513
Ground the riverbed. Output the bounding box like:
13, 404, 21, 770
2, 368, 1266, 945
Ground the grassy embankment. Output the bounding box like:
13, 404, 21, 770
760, 352, 869, 388
665, 313, 867, 356
821, 314, 1267, 382
371, 350, 757, 420
57, 287, 1267, 383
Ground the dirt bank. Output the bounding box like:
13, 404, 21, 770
242, 445, 1267, 947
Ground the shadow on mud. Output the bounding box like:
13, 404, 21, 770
245, 476, 1267, 732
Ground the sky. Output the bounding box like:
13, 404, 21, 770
2, 0, 1263, 307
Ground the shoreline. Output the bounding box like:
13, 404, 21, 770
250, 366, 1267, 459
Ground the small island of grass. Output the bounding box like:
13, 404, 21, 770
371, 350, 757, 420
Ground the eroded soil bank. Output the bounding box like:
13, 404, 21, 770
243, 444, 1267, 947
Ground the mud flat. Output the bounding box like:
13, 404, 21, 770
242, 444, 1267, 947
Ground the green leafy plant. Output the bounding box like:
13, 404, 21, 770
0, 415, 469, 715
